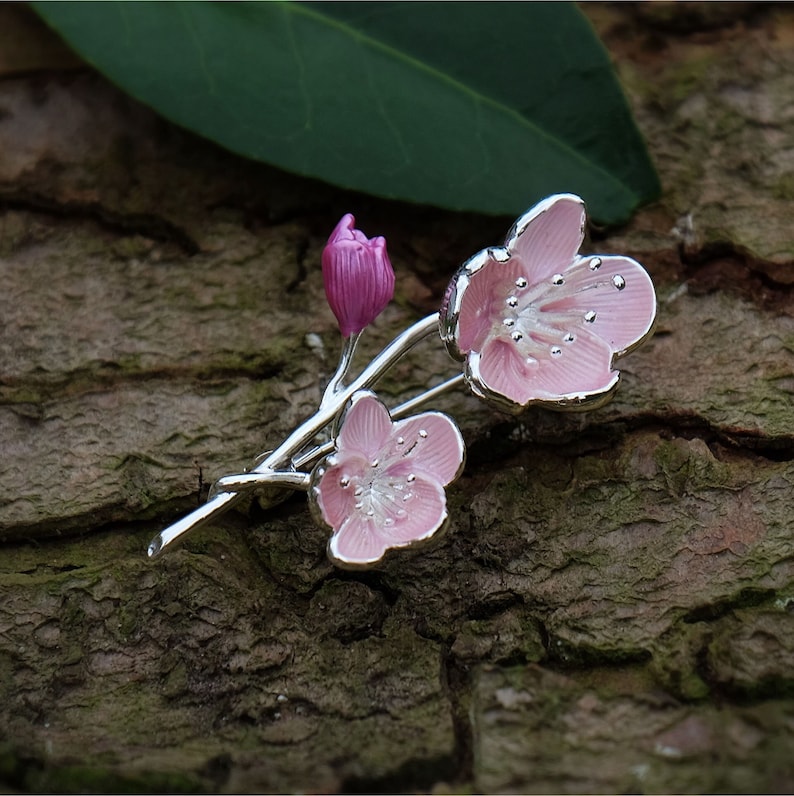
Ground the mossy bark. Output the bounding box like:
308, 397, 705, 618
2, 4, 794, 793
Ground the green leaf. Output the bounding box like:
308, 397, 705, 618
33, 1, 659, 224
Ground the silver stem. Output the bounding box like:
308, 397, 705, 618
212, 470, 311, 495
318, 331, 360, 413
387, 372, 466, 420
147, 313, 441, 559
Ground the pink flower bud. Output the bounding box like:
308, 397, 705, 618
322, 214, 395, 338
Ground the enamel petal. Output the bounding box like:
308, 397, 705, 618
470, 338, 538, 408
314, 460, 365, 529
456, 256, 527, 353
508, 194, 586, 284
390, 412, 465, 485
471, 328, 617, 407
540, 255, 656, 355
337, 393, 392, 460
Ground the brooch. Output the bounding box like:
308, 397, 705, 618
147, 194, 656, 568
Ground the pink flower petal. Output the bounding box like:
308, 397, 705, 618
524, 330, 618, 401
470, 337, 537, 407
388, 412, 465, 485
457, 256, 526, 353
508, 194, 586, 284
540, 255, 656, 355
314, 460, 364, 529
337, 393, 392, 460
328, 476, 447, 566
472, 330, 617, 406
328, 514, 387, 566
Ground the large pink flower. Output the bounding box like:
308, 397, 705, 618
309, 391, 465, 567
440, 194, 656, 413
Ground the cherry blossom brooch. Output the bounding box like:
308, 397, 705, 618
148, 194, 656, 568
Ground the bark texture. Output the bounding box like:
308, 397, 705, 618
1, 4, 794, 793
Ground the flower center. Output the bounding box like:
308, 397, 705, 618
491, 272, 590, 363
336, 427, 430, 529
340, 467, 418, 528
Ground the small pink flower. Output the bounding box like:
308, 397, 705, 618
322, 213, 395, 338
440, 194, 657, 412
309, 391, 465, 567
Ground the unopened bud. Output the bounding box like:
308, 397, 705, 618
322, 214, 395, 338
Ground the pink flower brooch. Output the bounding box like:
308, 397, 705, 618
440, 194, 656, 412
310, 392, 464, 567
148, 194, 656, 569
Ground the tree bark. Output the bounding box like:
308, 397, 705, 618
1, 4, 793, 793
